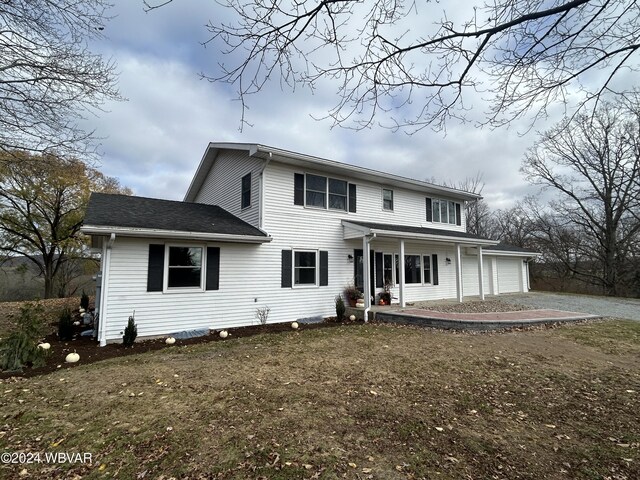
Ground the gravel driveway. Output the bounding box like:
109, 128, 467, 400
499, 292, 640, 321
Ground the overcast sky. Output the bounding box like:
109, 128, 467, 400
85, 1, 579, 210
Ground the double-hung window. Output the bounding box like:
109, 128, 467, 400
383, 188, 394, 210
295, 173, 355, 212
294, 250, 317, 285
241, 173, 251, 209
422, 255, 432, 284
430, 198, 460, 225
328, 179, 347, 210
167, 246, 203, 289
305, 174, 327, 208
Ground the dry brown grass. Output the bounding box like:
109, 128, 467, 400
1, 320, 639, 479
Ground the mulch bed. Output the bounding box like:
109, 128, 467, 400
0, 318, 349, 380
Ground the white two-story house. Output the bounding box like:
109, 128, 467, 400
82, 143, 536, 345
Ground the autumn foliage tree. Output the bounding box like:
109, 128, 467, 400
0, 152, 131, 298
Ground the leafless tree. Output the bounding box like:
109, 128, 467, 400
521, 97, 640, 296
438, 173, 494, 237
0, 1, 120, 157
145, 0, 639, 131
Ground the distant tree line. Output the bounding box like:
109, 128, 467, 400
458, 97, 640, 297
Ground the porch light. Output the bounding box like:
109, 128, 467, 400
347, 254, 354, 262
445, 257, 452, 265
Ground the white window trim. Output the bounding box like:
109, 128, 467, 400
292, 249, 319, 288
163, 244, 206, 293
303, 173, 352, 213
429, 198, 459, 225
241, 173, 252, 210
422, 254, 433, 285
382, 188, 394, 211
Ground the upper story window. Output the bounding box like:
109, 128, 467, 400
241, 173, 251, 209
382, 188, 394, 211
329, 179, 347, 210
306, 174, 327, 208
427, 197, 461, 226
167, 246, 203, 289
294, 173, 355, 212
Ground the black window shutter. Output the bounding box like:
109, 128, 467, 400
375, 251, 383, 288
369, 250, 375, 294
319, 251, 329, 286
294, 173, 304, 205
426, 198, 432, 222
205, 247, 220, 290
281, 250, 292, 287
348, 183, 357, 212
147, 244, 165, 292
432, 254, 439, 286
456, 203, 462, 226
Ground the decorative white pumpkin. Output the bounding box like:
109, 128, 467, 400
79, 308, 85, 313
349, 314, 356, 321
65, 352, 80, 363
291, 322, 299, 330
73, 321, 80, 326
165, 337, 176, 345
219, 330, 228, 339
38, 342, 51, 350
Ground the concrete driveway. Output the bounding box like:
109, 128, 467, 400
500, 292, 640, 321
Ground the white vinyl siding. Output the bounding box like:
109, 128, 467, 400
194, 149, 263, 227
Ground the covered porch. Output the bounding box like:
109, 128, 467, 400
342, 220, 501, 314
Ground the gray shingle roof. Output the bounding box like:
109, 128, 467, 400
84, 193, 267, 237
346, 221, 493, 241
484, 243, 538, 254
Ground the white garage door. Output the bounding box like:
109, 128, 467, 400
497, 258, 522, 293
462, 256, 491, 296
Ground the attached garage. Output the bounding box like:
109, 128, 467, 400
496, 257, 523, 293
462, 256, 492, 296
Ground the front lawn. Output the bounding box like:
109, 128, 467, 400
1, 320, 639, 479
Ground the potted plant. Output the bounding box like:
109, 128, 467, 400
343, 285, 363, 307
379, 280, 392, 305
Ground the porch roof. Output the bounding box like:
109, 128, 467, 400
342, 220, 499, 246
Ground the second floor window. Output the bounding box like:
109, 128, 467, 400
241, 173, 251, 209
306, 174, 327, 208
383, 188, 394, 210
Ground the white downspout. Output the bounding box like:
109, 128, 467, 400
99, 233, 116, 346
258, 152, 272, 230
363, 233, 376, 322
455, 243, 463, 302
477, 245, 485, 301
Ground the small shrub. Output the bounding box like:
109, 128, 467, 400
335, 295, 346, 320
0, 303, 47, 372
255, 306, 270, 326
58, 308, 74, 341
123, 313, 137, 347
80, 291, 90, 310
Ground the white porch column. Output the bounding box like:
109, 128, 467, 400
363, 235, 371, 310
477, 245, 485, 301
455, 243, 463, 302
399, 239, 406, 307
